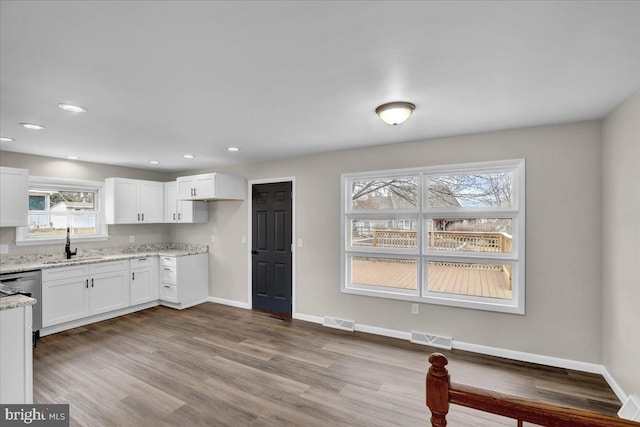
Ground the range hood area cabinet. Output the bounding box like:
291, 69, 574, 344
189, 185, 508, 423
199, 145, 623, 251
0, 166, 28, 227
176, 173, 245, 201
164, 181, 208, 223
104, 178, 164, 224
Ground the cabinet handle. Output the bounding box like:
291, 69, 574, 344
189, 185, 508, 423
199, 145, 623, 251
164, 267, 171, 271
164, 285, 171, 288
194, 188, 197, 196
173, 213, 176, 221
91, 278, 94, 288
86, 279, 89, 288
138, 213, 140, 221
178, 213, 181, 220
132, 272, 135, 280
142, 213, 144, 221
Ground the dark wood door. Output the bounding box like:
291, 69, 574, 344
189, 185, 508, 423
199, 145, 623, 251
252, 182, 292, 315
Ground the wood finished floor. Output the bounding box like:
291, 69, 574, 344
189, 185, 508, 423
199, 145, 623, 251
33, 303, 621, 426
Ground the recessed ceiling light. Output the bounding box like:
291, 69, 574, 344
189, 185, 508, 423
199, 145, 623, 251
20, 123, 46, 130
183, 154, 195, 159
149, 160, 161, 165
66, 156, 79, 160
227, 147, 240, 152
0, 137, 16, 142
58, 103, 87, 113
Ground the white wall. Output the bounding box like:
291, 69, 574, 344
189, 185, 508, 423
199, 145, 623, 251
0, 151, 172, 255
171, 120, 604, 364
602, 89, 640, 399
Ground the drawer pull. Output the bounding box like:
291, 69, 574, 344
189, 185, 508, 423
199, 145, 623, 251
164, 267, 171, 271
164, 285, 171, 288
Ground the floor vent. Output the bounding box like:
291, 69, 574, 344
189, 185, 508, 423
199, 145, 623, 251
619, 395, 640, 421
410, 331, 452, 350
323, 316, 355, 332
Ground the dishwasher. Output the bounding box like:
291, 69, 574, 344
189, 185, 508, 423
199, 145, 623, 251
0, 270, 42, 345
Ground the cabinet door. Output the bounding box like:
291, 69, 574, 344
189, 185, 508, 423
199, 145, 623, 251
89, 270, 129, 315
130, 268, 153, 305
193, 174, 216, 198
138, 181, 164, 223
165, 182, 177, 222
42, 277, 89, 327
0, 167, 28, 227
113, 179, 139, 223
177, 177, 195, 200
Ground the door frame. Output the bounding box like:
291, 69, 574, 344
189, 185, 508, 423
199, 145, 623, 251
247, 177, 296, 317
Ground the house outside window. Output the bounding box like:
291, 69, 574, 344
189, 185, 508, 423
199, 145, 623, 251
16, 177, 108, 245
341, 159, 525, 314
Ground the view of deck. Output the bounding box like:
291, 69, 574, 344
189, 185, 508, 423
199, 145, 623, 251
352, 258, 512, 300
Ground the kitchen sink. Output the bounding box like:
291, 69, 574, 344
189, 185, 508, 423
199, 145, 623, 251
42, 257, 104, 264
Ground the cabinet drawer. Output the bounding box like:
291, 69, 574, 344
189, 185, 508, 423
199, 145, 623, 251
42, 264, 89, 281
130, 257, 153, 269
160, 266, 177, 284
160, 283, 178, 302
160, 256, 176, 268
90, 260, 128, 274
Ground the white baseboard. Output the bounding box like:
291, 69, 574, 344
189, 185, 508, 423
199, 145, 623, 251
602, 366, 628, 403
207, 296, 251, 310
293, 313, 322, 323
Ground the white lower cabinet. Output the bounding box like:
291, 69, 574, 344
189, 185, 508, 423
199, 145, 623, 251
42, 261, 129, 327
159, 253, 208, 307
0, 304, 33, 404
130, 257, 158, 305
41, 253, 208, 332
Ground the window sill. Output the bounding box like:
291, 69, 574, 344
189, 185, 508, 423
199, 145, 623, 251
15, 234, 110, 246
341, 286, 524, 315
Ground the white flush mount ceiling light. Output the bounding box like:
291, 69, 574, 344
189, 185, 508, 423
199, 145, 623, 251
375, 101, 416, 126
20, 123, 46, 130
66, 156, 79, 160
0, 137, 16, 142
149, 160, 160, 165
227, 147, 240, 152
58, 103, 87, 113
183, 154, 195, 159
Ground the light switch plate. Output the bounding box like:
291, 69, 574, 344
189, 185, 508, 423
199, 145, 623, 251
129, 235, 135, 243
297, 238, 303, 247
211, 235, 216, 243
0, 244, 8, 254
241, 236, 247, 244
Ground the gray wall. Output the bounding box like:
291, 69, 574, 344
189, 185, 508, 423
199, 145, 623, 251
0, 151, 172, 255
170, 120, 604, 364
602, 89, 640, 398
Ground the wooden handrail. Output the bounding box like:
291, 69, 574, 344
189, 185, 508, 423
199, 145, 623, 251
426, 353, 640, 427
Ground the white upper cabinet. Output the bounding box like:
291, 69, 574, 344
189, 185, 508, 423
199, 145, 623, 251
164, 181, 208, 223
0, 166, 28, 227
176, 173, 245, 201
104, 178, 164, 224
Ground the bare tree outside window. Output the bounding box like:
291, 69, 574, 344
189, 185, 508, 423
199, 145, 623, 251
351, 177, 418, 210
428, 172, 512, 208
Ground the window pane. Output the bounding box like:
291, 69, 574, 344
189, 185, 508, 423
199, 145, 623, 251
351, 218, 417, 249
427, 172, 512, 208
351, 177, 418, 210
427, 261, 512, 299
426, 218, 512, 253
28, 213, 97, 236
351, 256, 417, 290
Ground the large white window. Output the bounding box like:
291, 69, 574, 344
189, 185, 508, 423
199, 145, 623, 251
16, 177, 108, 246
341, 159, 525, 314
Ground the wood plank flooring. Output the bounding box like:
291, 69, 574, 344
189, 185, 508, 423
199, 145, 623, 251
33, 303, 621, 426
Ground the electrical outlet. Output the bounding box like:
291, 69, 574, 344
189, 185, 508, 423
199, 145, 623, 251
129, 235, 135, 243
297, 238, 303, 247
411, 303, 419, 315
0, 244, 8, 255
241, 236, 247, 244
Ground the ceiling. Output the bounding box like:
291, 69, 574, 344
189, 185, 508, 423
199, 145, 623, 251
1, 1, 639, 173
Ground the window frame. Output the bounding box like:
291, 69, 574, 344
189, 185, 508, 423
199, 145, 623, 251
341, 159, 525, 314
16, 176, 109, 246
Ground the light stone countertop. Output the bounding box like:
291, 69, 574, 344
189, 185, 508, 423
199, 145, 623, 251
0, 243, 208, 275
0, 294, 37, 311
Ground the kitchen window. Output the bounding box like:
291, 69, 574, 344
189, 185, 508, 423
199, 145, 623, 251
16, 177, 108, 245
341, 159, 525, 314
